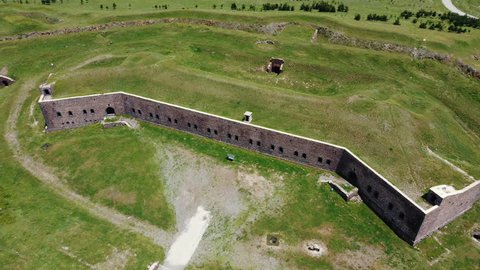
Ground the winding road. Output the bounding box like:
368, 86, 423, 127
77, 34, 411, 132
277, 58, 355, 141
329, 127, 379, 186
442, 0, 478, 19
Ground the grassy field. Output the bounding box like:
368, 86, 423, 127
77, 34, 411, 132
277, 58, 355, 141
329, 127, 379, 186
10, 21, 479, 197
0, 86, 164, 269
453, 0, 480, 17
0, 0, 479, 269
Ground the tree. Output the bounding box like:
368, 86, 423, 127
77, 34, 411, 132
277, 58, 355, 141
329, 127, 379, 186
100, 4, 103, 9
241, 4, 245, 10
354, 14, 361, 21
112, 2, 116, 9
393, 17, 400, 25
230, 2, 237, 10
212, 4, 216, 9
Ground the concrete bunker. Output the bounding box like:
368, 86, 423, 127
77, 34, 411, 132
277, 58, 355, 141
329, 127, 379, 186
0, 75, 15, 87
266, 58, 284, 74
473, 230, 480, 242
266, 234, 280, 246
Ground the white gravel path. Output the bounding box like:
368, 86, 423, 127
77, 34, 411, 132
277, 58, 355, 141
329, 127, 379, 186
162, 206, 211, 270
442, 0, 478, 19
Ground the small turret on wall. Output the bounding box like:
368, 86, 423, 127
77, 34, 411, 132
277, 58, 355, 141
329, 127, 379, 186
39, 82, 55, 96
243, 111, 253, 123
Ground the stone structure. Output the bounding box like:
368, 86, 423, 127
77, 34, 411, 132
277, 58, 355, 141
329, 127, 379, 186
266, 58, 284, 74
314, 26, 480, 81
0, 75, 15, 87
243, 111, 253, 123
38, 89, 480, 245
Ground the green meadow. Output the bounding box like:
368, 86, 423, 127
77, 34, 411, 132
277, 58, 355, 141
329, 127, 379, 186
0, 1, 479, 269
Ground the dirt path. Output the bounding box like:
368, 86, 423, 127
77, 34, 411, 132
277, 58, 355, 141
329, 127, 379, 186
426, 147, 477, 182
69, 54, 114, 71
4, 78, 173, 248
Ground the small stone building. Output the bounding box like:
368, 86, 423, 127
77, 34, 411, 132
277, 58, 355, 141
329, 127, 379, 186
266, 58, 284, 74
0, 75, 15, 87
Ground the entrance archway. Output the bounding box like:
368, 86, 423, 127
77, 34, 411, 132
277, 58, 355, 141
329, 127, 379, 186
106, 107, 116, 115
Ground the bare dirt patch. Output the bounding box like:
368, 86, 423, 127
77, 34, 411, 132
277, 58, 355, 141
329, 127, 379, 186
155, 145, 285, 268
314, 223, 335, 237
237, 170, 276, 201
334, 245, 388, 270
0, 66, 8, 76
93, 248, 133, 270
95, 187, 136, 205
229, 236, 285, 270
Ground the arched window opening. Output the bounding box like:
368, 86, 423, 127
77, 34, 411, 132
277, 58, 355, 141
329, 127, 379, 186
106, 107, 116, 115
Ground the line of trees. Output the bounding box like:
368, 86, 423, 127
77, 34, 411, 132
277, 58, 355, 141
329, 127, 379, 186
366, 13, 388, 21
440, 12, 480, 28
261, 3, 294, 11
300, 2, 348, 13
397, 9, 479, 33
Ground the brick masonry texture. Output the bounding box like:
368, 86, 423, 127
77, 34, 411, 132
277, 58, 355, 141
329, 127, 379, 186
38, 91, 480, 245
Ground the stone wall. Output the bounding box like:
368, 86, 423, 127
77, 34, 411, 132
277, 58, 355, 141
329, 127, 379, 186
415, 181, 480, 244
39, 93, 125, 131
336, 150, 426, 244
38, 91, 480, 245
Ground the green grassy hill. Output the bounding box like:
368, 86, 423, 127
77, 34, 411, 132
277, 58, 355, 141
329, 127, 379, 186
0, 1, 479, 269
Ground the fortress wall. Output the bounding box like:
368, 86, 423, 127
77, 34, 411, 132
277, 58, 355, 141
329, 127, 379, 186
39, 91, 480, 245
415, 181, 480, 244
123, 94, 344, 171
39, 93, 125, 131
335, 150, 425, 244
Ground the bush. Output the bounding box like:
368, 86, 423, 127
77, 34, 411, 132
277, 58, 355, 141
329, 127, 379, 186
400, 10, 414, 19
393, 18, 400, 25
367, 13, 388, 21
354, 14, 361, 21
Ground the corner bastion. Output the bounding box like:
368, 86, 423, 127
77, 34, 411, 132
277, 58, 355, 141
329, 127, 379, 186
37, 87, 480, 245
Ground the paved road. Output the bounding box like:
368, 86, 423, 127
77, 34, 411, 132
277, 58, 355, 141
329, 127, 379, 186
441, 0, 478, 19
